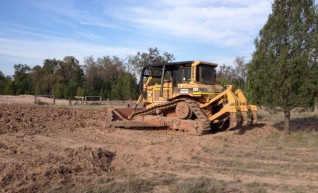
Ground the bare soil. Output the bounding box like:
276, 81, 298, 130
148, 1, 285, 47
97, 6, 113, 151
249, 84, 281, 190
0, 96, 317, 193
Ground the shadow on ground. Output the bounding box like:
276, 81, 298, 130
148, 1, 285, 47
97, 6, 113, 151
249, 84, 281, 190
273, 116, 318, 132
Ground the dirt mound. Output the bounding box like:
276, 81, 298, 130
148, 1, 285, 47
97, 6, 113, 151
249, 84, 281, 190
0, 104, 113, 192
0, 139, 114, 193
0, 104, 107, 135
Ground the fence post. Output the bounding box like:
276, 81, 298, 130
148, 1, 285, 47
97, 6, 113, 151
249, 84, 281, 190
315, 102, 318, 113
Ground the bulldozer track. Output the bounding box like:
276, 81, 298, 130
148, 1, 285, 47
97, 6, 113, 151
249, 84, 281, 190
186, 99, 211, 135
144, 128, 187, 136
130, 98, 211, 135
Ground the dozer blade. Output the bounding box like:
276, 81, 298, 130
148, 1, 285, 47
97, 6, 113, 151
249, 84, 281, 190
106, 107, 209, 136
106, 106, 145, 127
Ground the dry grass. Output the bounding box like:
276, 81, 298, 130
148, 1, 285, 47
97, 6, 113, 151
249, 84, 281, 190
169, 177, 225, 193
79, 176, 269, 193
265, 131, 318, 148
246, 182, 268, 193
78, 176, 226, 193
258, 107, 317, 126
80, 176, 155, 193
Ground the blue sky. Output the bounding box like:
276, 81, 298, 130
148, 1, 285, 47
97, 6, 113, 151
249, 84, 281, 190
0, 0, 274, 76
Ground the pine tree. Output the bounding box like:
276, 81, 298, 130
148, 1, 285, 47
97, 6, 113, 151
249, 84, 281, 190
0, 71, 7, 94
248, 0, 318, 134
53, 83, 64, 99
64, 80, 77, 104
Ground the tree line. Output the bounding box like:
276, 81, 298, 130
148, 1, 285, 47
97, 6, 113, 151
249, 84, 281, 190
0, 47, 249, 100
0, 48, 174, 100
0, 55, 138, 101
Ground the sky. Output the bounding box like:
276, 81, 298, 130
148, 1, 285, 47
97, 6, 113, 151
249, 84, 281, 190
0, 0, 274, 76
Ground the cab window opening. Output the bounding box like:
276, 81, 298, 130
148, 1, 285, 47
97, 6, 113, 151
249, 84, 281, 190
196, 65, 216, 85
181, 67, 191, 83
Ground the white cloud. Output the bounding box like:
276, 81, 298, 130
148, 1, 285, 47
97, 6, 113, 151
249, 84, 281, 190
159, 0, 269, 7
114, 0, 272, 48
0, 37, 137, 74
31, 0, 124, 30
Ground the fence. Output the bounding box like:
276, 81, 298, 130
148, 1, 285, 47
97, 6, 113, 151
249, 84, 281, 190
34, 95, 137, 106
84, 96, 102, 104
74, 96, 85, 105
34, 95, 55, 105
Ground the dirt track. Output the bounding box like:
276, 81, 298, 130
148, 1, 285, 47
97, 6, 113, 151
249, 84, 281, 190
1, 100, 318, 193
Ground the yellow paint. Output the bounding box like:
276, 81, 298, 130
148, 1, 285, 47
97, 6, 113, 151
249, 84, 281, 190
193, 91, 219, 95
153, 88, 170, 91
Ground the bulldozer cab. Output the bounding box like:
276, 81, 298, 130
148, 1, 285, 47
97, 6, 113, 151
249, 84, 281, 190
140, 61, 219, 106
140, 61, 217, 84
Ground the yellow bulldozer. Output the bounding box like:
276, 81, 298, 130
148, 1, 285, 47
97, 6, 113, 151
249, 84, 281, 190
107, 61, 257, 135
